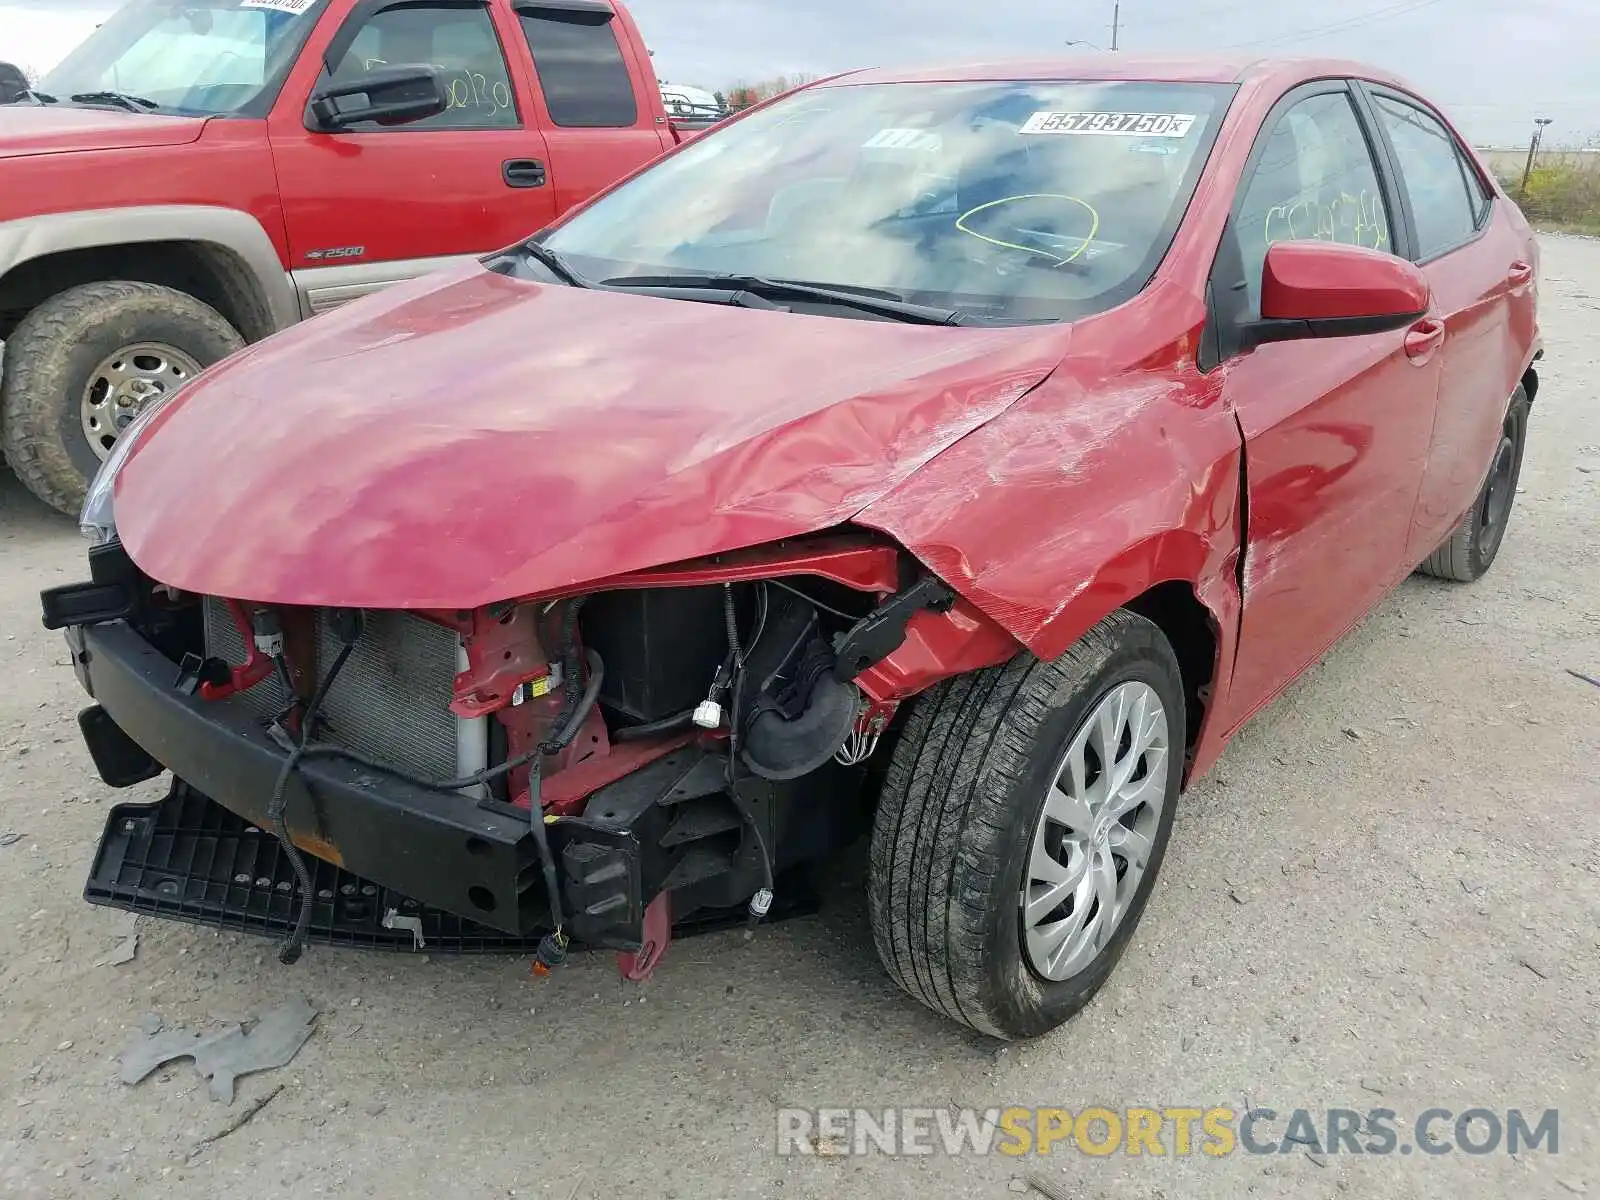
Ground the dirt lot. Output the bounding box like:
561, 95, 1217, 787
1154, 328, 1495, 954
1, 235, 1596, 1200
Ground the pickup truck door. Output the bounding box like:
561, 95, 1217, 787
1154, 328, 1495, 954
268, 0, 559, 317
509, 1, 671, 216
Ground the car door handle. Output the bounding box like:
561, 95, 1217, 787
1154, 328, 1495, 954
1507, 260, 1534, 291
1404, 318, 1446, 364
502, 159, 546, 188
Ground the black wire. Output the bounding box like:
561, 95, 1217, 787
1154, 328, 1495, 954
272, 655, 295, 704
766, 577, 861, 621
612, 708, 698, 741
552, 598, 587, 746
267, 640, 353, 965
527, 762, 564, 936
265, 604, 604, 961
525, 603, 592, 940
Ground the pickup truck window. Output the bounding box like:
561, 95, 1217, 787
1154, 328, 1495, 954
327, 1, 520, 130
518, 7, 638, 128
35, 0, 328, 117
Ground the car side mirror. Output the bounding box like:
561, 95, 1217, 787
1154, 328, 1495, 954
308, 65, 447, 133
1241, 241, 1431, 351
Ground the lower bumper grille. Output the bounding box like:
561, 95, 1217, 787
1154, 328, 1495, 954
88, 783, 548, 952
84, 785, 822, 952
202, 599, 462, 784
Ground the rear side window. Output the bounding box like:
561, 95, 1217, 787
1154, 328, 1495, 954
1371, 95, 1484, 260
519, 8, 638, 128
1458, 145, 1491, 221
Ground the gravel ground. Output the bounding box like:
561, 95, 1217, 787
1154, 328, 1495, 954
1, 235, 1596, 1200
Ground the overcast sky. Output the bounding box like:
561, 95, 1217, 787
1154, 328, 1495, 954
1, 0, 1594, 147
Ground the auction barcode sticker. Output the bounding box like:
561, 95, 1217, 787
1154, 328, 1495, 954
240, 0, 319, 14
1020, 111, 1198, 137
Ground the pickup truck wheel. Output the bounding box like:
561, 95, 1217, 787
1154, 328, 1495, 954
868, 610, 1183, 1040
1, 282, 243, 516
1417, 385, 1530, 583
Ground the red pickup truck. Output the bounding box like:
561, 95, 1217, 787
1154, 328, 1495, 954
0, 0, 680, 515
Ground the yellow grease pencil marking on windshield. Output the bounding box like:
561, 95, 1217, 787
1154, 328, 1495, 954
955, 194, 1101, 266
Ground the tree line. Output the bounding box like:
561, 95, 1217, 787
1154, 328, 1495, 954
719, 74, 820, 112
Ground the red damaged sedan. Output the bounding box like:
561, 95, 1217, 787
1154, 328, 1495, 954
44, 55, 1540, 1039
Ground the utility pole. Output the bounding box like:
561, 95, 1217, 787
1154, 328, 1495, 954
1111, 1, 1120, 50
1520, 117, 1553, 198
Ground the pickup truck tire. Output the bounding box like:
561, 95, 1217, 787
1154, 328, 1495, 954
868, 610, 1184, 1040
2, 281, 243, 516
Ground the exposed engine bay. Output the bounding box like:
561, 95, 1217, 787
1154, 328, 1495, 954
49, 533, 1011, 980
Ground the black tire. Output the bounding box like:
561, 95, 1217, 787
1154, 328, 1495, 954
1417, 386, 1530, 582
868, 609, 1184, 1040
1, 281, 243, 516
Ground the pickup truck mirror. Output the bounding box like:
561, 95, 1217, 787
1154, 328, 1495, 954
308, 65, 447, 133
0, 61, 30, 105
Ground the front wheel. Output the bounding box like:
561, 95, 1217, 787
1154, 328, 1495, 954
1, 281, 243, 516
868, 609, 1184, 1040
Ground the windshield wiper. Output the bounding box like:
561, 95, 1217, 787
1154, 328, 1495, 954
68, 91, 159, 112
521, 240, 588, 288
3, 89, 57, 105
598, 273, 968, 326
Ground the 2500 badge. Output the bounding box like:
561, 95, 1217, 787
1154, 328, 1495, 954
304, 246, 366, 262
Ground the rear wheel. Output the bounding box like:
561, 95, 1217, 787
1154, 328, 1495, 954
1, 281, 242, 515
1417, 386, 1530, 582
868, 609, 1184, 1040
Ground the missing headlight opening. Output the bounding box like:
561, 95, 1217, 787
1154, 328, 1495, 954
55, 536, 1013, 983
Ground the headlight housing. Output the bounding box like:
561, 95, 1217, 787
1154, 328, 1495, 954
79, 389, 179, 545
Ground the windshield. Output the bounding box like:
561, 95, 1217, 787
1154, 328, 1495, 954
29, 0, 328, 117
542, 80, 1234, 323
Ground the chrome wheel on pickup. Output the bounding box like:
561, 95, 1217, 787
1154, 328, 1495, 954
80, 341, 203, 460
1, 281, 242, 516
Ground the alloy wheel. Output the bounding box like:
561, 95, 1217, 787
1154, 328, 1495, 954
1020, 680, 1170, 982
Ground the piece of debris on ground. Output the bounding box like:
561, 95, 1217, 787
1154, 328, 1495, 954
191, 1083, 286, 1157
93, 911, 139, 967
120, 996, 317, 1103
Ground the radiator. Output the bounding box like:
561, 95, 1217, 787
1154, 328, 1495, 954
203, 599, 475, 786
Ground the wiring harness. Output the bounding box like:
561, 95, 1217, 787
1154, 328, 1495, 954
265, 600, 601, 967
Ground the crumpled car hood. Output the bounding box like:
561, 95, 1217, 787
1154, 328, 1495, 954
116, 264, 1067, 608
0, 108, 206, 160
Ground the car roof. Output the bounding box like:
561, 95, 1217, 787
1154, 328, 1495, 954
828, 55, 1411, 91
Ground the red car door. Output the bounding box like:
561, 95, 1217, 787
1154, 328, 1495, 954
1211, 82, 1446, 733
1360, 88, 1532, 563
510, 2, 670, 217
268, 0, 557, 316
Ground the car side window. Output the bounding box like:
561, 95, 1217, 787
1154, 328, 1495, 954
1233, 91, 1393, 316
1456, 143, 1491, 224
326, 2, 519, 130
1370, 95, 1482, 260
518, 8, 639, 128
